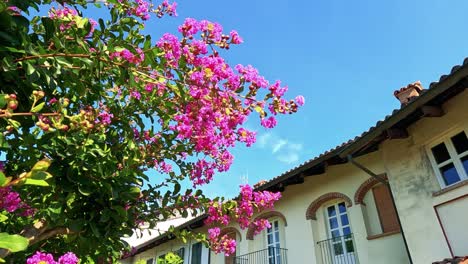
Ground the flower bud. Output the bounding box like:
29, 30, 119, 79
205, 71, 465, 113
7, 100, 18, 110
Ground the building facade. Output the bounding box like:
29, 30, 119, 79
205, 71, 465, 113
122, 59, 468, 264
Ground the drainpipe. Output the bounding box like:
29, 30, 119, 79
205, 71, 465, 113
347, 155, 413, 264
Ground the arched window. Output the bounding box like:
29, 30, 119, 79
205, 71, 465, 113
246, 211, 287, 240
305, 192, 352, 220
354, 175, 400, 238
246, 211, 288, 264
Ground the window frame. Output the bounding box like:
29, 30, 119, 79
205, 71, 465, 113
264, 218, 282, 264
427, 128, 468, 188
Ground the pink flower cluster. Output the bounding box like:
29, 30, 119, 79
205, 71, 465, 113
154, 18, 305, 186
110, 48, 145, 65
26, 251, 78, 264
6, 6, 21, 16
0, 187, 34, 217
204, 185, 281, 255
208, 227, 236, 256
234, 185, 281, 230
48, 6, 96, 36
160, 0, 177, 17
130, 0, 151, 20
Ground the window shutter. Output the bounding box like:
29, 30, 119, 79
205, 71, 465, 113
372, 184, 400, 233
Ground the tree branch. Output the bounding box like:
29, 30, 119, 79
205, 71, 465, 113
0, 220, 74, 258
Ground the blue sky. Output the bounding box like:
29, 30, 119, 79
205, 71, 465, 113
50, 1, 468, 197
153, 0, 468, 198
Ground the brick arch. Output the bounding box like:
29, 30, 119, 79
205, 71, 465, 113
305, 192, 352, 220
246, 211, 287, 240
220, 227, 242, 241
354, 174, 388, 205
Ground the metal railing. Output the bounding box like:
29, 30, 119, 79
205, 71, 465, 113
232, 247, 288, 264
317, 234, 359, 264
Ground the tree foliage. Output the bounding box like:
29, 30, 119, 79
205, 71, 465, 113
0, 0, 303, 262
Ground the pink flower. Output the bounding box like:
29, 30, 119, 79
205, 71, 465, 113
130, 90, 141, 100
0, 187, 21, 212
58, 252, 79, 264
260, 116, 277, 129
295, 95, 305, 106
97, 111, 114, 126
229, 30, 243, 44
6, 6, 21, 16
157, 33, 181, 67
48, 98, 58, 105
208, 227, 220, 240
27, 251, 57, 264
178, 18, 200, 37
162, 0, 178, 16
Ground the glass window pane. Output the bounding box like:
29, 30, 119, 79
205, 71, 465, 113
451, 132, 468, 155
274, 221, 279, 229
275, 231, 280, 242
269, 256, 275, 264
432, 143, 451, 164
462, 155, 468, 175
345, 240, 355, 253
343, 227, 351, 236
268, 233, 272, 244
276, 254, 282, 264
440, 163, 461, 185
333, 243, 344, 255
327, 206, 336, 217
329, 217, 338, 229
331, 230, 340, 238
341, 214, 349, 226
338, 202, 346, 213
177, 248, 185, 259
191, 242, 202, 264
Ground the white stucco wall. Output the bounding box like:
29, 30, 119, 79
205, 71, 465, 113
210, 151, 408, 264
124, 150, 410, 264
382, 89, 468, 264
122, 91, 468, 264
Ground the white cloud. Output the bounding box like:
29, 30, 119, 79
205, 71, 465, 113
257, 133, 272, 148
257, 133, 303, 165
272, 139, 287, 154
277, 153, 300, 164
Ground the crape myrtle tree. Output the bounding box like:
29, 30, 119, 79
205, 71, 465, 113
0, 0, 305, 263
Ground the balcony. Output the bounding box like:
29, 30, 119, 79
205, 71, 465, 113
317, 234, 359, 264
232, 247, 288, 264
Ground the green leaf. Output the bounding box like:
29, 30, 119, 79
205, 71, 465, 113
76, 17, 89, 29
173, 183, 180, 195
0, 214, 7, 223
0, 134, 8, 149
0, 233, 28, 253
0, 172, 5, 187
31, 159, 51, 171
24, 178, 49, 186
0, 94, 6, 108
0, 47, 25, 54
31, 102, 45, 113
41, 17, 55, 41
25, 63, 35, 75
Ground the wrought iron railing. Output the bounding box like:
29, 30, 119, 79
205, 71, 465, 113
317, 234, 359, 264
232, 247, 288, 264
